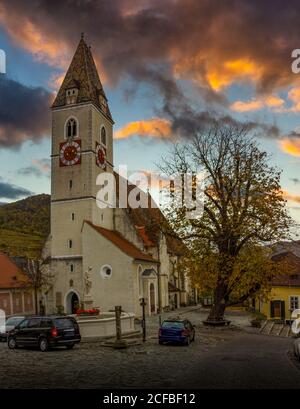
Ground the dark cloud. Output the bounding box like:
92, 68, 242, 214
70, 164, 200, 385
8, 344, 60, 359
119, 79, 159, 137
0, 0, 295, 141
1, 0, 300, 92
0, 180, 33, 199
0, 76, 52, 147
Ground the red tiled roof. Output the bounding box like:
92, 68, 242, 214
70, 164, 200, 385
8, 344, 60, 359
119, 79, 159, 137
85, 221, 158, 263
0, 252, 30, 289
271, 251, 300, 286
114, 172, 185, 256
135, 226, 155, 247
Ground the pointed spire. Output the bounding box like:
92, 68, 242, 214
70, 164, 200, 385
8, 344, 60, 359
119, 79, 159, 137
52, 35, 113, 122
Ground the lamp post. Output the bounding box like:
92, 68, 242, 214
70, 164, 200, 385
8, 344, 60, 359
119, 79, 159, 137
140, 297, 147, 342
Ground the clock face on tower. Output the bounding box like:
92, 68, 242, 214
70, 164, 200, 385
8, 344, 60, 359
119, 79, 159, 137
96, 142, 106, 169
59, 140, 81, 167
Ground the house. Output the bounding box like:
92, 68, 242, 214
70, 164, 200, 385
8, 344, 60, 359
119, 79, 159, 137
256, 251, 300, 321
0, 252, 35, 316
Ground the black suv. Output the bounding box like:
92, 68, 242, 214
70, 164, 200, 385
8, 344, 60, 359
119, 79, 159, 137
7, 316, 81, 352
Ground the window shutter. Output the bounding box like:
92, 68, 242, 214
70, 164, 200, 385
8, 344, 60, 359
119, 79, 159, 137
270, 301, 275, 318
280, 301, 285, 320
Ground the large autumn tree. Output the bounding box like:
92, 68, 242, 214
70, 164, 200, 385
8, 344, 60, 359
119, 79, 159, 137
159, 123, 292, 321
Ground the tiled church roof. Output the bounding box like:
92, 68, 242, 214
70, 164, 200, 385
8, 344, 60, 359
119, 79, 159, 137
114, 172, 185, 256
52, 36, 113, 122
84, 221, 158, 263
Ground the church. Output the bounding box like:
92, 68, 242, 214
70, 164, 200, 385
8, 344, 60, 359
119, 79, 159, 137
44, 36, 193, 317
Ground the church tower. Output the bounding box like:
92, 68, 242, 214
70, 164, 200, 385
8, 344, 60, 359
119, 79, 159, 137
50, 35, 114, 313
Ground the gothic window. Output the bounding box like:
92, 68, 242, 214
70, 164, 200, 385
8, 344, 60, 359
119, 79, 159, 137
66, 118, 78, 139
101, 126, 106, 146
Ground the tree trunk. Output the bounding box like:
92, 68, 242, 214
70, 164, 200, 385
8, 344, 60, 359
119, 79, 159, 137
34, 286, 38, 315
207, 284, 226, 321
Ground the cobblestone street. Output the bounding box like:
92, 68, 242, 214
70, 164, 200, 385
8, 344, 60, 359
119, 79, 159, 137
0, 307, 246, 389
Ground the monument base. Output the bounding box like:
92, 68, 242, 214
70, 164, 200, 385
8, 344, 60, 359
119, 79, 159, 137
83, 295, 93, 309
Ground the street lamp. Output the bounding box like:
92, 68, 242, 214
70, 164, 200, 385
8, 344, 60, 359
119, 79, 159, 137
140, 297, 147, 342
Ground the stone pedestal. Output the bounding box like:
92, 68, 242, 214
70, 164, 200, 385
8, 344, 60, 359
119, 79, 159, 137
83, 295, 93, 309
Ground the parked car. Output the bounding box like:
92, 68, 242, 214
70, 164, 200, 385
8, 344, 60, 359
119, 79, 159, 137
158, 318, 195, 346
0, 316, 25, 342
7, 316, 81, 352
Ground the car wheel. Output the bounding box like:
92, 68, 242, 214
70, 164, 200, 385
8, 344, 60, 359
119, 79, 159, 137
8, 337, 17, 349
66, 343, 75, 350
39, 338, 49, 352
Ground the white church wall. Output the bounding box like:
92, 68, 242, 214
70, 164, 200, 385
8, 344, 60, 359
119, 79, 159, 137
82, 223, 136, 314
50, 257, 83, 314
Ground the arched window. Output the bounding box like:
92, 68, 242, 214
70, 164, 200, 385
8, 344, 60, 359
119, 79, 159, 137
66, 118, 77, 139
101, 126, 106, 146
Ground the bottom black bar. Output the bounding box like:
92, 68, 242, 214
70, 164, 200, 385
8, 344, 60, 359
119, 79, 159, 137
0, 389, 298, 407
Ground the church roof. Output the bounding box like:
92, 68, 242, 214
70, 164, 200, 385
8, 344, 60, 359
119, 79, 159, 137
114, 172, 186, 256
84, 221, 159, 263
0, 252, 30, 289
52, 35, 113, 122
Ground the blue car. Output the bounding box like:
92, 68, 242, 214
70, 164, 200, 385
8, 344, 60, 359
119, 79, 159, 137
158, 318, 195, 346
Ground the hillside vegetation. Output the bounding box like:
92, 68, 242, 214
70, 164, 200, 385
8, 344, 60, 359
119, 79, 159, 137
0, 194, 50, 257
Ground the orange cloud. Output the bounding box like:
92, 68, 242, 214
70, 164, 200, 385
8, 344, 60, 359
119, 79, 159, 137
264, 95, 285, 108
279, 139, 300, 157
231, 99, 264, 112
231, 95, 285, 112
0, 9, 69, 68
286, 87, 300, 112
282, 190, 300, 204
115, 119, 172, 140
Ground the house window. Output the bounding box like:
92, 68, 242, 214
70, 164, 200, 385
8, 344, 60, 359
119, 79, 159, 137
66, 118, 77, 139
71, 212, 75, 221
70, 264, 74, 273
290, 296, 299, 311
68, 240, 73, 249
101, 126, 106, 146
69, 180, 73, 189
16, 298, 19, 306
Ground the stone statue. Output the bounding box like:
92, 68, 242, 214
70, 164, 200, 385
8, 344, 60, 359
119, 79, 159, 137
84, 267, 92, 295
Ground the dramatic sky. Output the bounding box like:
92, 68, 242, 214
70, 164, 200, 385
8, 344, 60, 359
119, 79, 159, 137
1, 0, 300, 223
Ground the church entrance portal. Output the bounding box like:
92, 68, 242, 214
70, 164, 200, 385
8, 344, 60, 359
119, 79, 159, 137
66, 291, 79, 314
150, 283, 155, 313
